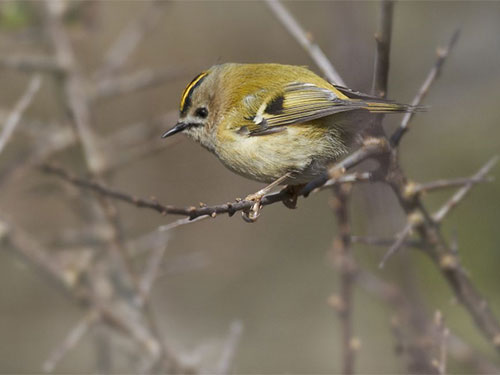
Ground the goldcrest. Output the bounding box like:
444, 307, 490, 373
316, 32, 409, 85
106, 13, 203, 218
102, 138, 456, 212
162, 63, 415, 185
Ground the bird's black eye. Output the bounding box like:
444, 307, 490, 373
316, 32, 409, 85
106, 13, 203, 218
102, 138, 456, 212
195, 107, 208, 119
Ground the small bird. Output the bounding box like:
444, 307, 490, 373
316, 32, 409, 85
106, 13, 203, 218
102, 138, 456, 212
162, 63, 416, 221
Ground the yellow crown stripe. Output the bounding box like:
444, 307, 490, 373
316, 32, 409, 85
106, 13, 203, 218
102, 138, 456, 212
180, 71, 209, 112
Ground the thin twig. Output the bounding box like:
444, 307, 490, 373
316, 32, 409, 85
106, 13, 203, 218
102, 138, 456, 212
0, 75, 42, 154
351, 235, 425, 249
264, 0, 345, 86
391, 29, 460, 146
432, 311, 449, 375
433, 157, 498, 223
379, 220, 416, 268
43, 310, 100, 373
136, 232, 170, 306
410, 175, 492, 195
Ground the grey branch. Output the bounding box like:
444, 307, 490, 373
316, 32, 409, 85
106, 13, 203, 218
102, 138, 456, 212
0, 75, 42, 155
264, 0, 345, 86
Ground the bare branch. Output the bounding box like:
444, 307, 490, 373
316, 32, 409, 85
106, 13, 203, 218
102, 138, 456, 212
0, 75, 42, 154
433, 157, 498, 222
264, 0, 345, 86
391, 29, 460, 146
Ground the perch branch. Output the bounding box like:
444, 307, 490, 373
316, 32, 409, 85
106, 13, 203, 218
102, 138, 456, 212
40, 163, 374, 221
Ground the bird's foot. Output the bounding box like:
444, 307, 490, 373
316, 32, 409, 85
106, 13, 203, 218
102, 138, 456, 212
241, 173, 291, 223
281, 184, 305, 209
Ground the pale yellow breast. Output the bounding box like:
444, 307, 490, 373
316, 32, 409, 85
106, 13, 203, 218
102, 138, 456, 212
215, 122, 348, 183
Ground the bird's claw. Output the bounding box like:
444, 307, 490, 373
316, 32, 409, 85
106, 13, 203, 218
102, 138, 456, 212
242, 193, 263, 223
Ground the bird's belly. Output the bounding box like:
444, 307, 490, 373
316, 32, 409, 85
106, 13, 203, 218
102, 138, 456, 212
216, 126, 348, 183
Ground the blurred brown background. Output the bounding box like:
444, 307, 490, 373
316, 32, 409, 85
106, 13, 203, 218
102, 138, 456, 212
0, 1, 499, 373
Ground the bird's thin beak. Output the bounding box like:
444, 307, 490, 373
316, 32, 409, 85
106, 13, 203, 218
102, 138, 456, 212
161, 122, 189, 138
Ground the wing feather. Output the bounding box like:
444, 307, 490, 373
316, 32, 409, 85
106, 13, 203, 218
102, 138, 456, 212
248, 83, 367, 135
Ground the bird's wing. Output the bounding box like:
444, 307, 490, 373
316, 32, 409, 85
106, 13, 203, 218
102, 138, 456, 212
245, 82, 372, 136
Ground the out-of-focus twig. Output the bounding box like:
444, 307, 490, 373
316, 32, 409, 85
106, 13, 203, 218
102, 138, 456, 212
264, 0, 345, 86
43, 310, 100, 373
391, 29, 460, 147
0, 75, 42, 155
215, 320, 244, 375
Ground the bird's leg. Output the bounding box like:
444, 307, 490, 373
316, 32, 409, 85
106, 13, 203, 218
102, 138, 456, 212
281, 184, 306, 209
242, 173, 291, 222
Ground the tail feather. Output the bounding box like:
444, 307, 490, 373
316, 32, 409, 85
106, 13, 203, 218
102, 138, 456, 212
363, 101, 426, 114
